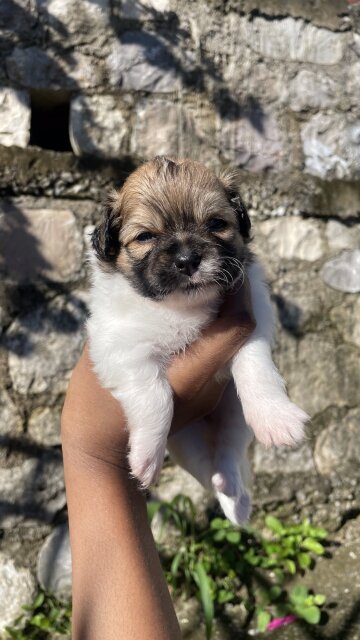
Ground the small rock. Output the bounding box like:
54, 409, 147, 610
121, 0, 172, 18
253, 441, 315, 475
260, 217, 325, 262
153, 464, 211, 513
28, 407, 61, 447
37, 524, 72, 600
325, 220, 359, 252
330, 296, 360, 348
0, 553, 36, 633
0, 203, 83, 282
314, 408, 360, 476
70, 94, 130, 158
0, 88, 30, 148
302, 114, 360, 180
288, 69, 336, 112
320, 250, 360, 293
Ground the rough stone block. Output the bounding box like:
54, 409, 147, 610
253, 441, 315, 475
0, 389, 22, 456
250, 17, 346, 65
131, 98, 180, 158
0, 554, 36, 632
302, 114, 360, 180
260, 217, 325, 262
28, 407, 61, 447
0, 203, 83, 282
70, 94, 129, 158
120, 0, 172, 19
0, 88, 30, 148
220, 109, 285, 171
331, 297, 360, 348
320, 250, 360, 293
37, 524, 71, 599
107, 32, 181, 92
314, 409, 360, 475
288, 70, 337, 111
6, 46, 101, 90
37, 0, 109, 45
7, 296, 86, 395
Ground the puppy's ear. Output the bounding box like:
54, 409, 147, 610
220, 170, 251, 241
92, 191, 122, 264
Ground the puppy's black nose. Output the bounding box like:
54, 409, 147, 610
174, 250, 202, 276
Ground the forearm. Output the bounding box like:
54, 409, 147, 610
63, 441, 181, 640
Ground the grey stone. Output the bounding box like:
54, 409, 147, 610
37, 0, 109, 46
7, 296, 86, 395
0, 389, 22, 449
131, 99, 180, 158
325, 220, 360, 252
107, 32, 181, 92
220, 109, 285, 171
0, 204, 83, 282
0, 553, 36, 632
314, 408, 360, 475
320, 250, 360, 293
330, 296, 360, 348
302, 114, 360, 180
28, 407, 61, 447
37, 524, 72, 600
6, 47, 101, 90
0, 88, 30, 148
276, 333, 360, 418
253, 441, 315, 475
121, 0, 172, 19
260, 217, 325, 262
70, 94, 129, 158
288, 69, 337, 112
249, 17, 346, 65
347, 62, 360, 105
0, 452, 65, 527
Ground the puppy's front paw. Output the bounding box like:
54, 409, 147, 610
245, 397, 309, 448
128, 442, 165, 489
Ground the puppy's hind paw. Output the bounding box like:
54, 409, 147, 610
128, 446, 164, 489
247, 398, 309, 448
217, 490, 252, 526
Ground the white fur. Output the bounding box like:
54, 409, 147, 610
88, 257, 309, 525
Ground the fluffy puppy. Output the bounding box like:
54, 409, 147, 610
88, 156, 308, 525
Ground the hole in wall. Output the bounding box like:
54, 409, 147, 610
29, 90, 72, 152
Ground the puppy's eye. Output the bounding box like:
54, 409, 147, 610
136, 231, 156, 242
207, 218, 227, 232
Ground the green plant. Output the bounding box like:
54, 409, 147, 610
148, 496, 328, 638
5, 591, 71, 639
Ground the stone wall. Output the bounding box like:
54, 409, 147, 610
0, 0, 360, 632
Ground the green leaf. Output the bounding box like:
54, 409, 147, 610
170, 552, 183, 578
257, 609, 271, 632
226, 531, 241, 544
32, 592, 45, 609
213, 529, 226, 542
296, 605, 321, 625
298, 552, 311, 569
218, 589, 235, 604
194, 562, 214, 640
210, 518, 228, 530
147, 500, 162, 523
265, 515, 284, 535
284, 559, 296, 575
290, 584, 308, 604
302, 538, 325, 555
313, 594, 326, 606
269, 586, 282, 601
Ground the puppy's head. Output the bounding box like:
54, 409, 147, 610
92, 156, 251, 300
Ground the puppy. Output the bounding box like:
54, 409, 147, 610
87, 156, 308, 525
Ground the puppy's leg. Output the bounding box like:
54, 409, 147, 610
210, 383, 253, 525
168, 383, 253, 526
232, 261, 309, 447
113, 366, 173, 488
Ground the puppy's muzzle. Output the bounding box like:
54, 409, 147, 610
174, 249, 202, 277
